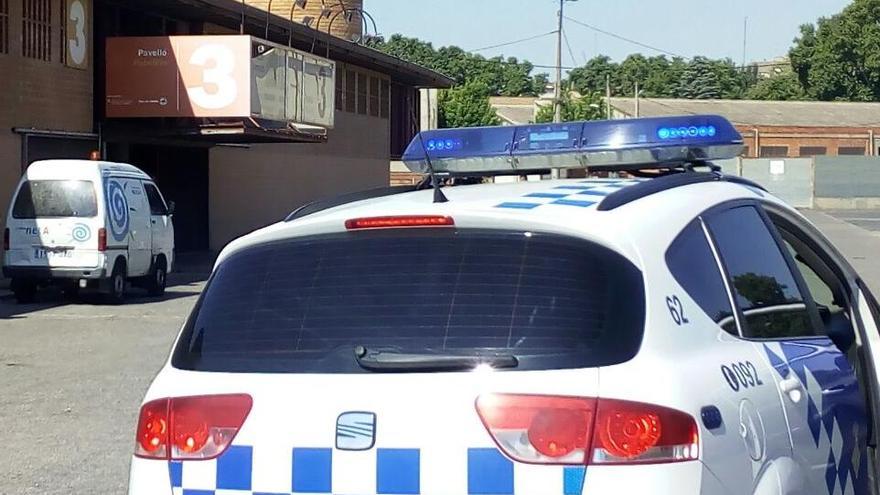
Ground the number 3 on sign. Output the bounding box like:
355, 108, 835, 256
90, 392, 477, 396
666, 295, 689, 326
68, 0, 87, 67
187, 44, 238, 110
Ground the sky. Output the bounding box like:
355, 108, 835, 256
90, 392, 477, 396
365, 0, 851, 73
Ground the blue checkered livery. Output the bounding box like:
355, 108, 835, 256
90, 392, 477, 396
495, 179, 643, 210
763, 339, 869, 495
169, 447, 586, 495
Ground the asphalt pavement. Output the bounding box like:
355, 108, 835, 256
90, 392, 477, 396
0, 213, 879, 494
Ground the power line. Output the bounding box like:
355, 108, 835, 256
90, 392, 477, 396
563, 16, 687, 59
562, 27, 579, 67
470, 30, 557, 53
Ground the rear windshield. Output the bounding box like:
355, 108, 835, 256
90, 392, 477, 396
12, 180, 98, 218
172, 229, 645, 373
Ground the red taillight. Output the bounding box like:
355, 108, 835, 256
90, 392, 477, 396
476, 394, 595, 464
475, 394, 698, 466
3, 228, 9, 251
134, 394, 252, 460
345, 215, 455, 230
591, 399, 699, 464
97, 228, 107, 252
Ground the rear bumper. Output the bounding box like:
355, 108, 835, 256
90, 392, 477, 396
2, 265, 107, 280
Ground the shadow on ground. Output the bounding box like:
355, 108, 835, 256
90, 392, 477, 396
0, 252, 215, 320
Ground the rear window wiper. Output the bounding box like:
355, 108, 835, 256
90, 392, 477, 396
354, 346, 518, 372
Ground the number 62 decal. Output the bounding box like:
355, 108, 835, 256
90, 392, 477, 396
666, 295, 689, 326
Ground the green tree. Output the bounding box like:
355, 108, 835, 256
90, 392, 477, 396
747, 72, 807, 100
790, 0, 880, 101
534, 92, 606, 123
569, 56, 618, 95
438, 81, 500, 128
370, 35, 546, 96
679, 57, 722, 99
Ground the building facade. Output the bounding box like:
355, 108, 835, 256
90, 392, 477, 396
0, 0, 451, 257
609, 98, 880, 159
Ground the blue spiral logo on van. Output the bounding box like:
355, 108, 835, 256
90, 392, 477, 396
106, 180, 130, 242
71, 223, 91, 242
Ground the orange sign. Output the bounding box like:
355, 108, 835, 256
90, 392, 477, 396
105, 36, 252, 118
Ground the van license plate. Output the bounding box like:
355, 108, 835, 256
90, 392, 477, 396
34, 248, 73, 260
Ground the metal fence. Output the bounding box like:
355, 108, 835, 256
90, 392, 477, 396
720, 157, 880, 209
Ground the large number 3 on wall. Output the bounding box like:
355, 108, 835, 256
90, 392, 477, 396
68, 0, 87, 66
187, 44, 238, 110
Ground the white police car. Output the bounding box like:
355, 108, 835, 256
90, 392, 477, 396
128, 115, 880, 495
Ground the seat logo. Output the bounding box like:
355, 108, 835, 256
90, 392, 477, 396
336, 412, 377, 451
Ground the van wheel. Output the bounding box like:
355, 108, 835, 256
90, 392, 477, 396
12, 280, 37, 304
147, 258, 167, 297
106, 263, 127, 305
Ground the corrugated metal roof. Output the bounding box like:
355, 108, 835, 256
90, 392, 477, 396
609, 98, 880, 127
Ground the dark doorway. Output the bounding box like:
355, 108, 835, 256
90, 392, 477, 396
22, 135, 99, 172
116, 144, 210, 252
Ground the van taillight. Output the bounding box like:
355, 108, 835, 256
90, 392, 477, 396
475, 394, 698, 465
3, 228, 8, 251
97, 228, 106, 252
135, 394, 253, 460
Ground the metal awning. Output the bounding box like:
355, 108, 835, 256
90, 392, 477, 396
100, 118, 328, 145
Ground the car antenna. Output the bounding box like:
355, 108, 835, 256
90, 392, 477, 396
417, 132, 449, 204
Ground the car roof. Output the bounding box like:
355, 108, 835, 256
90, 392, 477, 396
217, 176, 790, 269
25, 160, 151, 181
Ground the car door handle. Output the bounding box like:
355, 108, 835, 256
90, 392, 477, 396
151, 220, 156, 225
780, 375, 804, 403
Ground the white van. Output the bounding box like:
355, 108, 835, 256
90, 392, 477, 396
2, 160, 175, 304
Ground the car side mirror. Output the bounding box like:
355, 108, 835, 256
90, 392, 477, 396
819, 305, 855, 353
167, 201, 176, 216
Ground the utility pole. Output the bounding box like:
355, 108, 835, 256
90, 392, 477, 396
742, 17, 748, 69
554, 0, 564, 124
606, 74, 612, 119
634, 81, 640, 118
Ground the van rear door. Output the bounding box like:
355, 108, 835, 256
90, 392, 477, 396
6, 180, 103, 269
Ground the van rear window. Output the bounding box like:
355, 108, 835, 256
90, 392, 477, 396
12, 181, 97, 219
172, 230, 645, 373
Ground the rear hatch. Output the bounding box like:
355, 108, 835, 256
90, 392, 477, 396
5, 180, 103, 269
141, 228, 648, 495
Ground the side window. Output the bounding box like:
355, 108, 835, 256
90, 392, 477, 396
144, 183, 167, 216
706, 205, 815, 339
666, 219, 737, 334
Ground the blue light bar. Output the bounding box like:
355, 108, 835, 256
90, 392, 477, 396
402, 115, 744, 175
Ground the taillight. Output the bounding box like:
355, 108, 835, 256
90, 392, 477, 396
476, 394, 595, 464
3, 228, 8, 251
97, 228, 106, 252
345, 215, 455, 230
476, 394, 698, 466
134, 394, 252, 460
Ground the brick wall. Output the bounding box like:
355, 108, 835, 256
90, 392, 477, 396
0, 0, 93, 239
736, 125, 879, 158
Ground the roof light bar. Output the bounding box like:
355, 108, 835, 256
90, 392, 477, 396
402, 115, 743, 175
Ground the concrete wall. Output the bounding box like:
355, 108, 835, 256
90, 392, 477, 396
722, 156, 880, 210
209, 111, 390, 250
0, 0, 94, 236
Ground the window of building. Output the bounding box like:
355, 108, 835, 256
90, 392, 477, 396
23, 0, 52, 61
357, 72, 368, 115
0, 0, 9, 54
759, 146, 788, 158
369, 76, 380, 117
380, 79, 390, 119
799, 146, 827, 157
59, 0, 66, 64
335, 67, 344, 111
344, 69, 356, 113
666, 219, 737, 334
838, 146, 866, 156
706, 205, 815, 340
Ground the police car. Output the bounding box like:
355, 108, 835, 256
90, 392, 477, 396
129, 115, 880, 495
